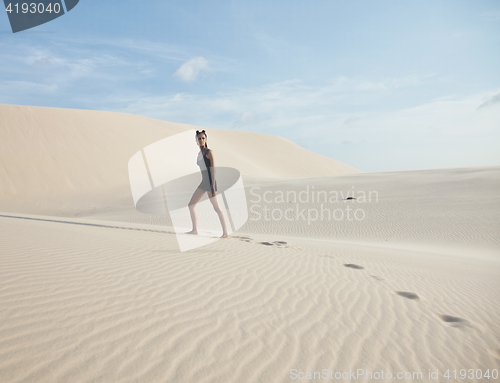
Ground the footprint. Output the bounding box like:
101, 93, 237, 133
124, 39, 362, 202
273, 241, 289, 248
437, 314, 476, 330
343, 264, 364, 270
233, 236, 253, 243
258, 241, 289, 248
439, 314, 467, 324
234, 236, 290, 248
434, 314, 486, 333
259, 242, 274, 246
369, 275, 385, 281
394, 291, 420, 300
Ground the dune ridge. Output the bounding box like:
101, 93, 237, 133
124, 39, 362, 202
0, 104, 360, 216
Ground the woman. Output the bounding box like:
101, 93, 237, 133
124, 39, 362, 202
186, 130, 229, 238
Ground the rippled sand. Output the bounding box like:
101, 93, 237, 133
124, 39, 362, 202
0, 105, 499, 382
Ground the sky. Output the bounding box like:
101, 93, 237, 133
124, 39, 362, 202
1, 0, 499, 172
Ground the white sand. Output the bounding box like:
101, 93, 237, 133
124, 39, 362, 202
0, 105, 499, 383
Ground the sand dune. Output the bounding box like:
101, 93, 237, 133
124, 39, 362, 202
0, 104, 360, 216
0, 105, 499, 383
1, 207, 499, 383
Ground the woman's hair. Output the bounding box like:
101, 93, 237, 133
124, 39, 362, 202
196, 130, 208, 149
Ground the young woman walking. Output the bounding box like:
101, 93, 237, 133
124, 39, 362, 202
186, 130, 229, 238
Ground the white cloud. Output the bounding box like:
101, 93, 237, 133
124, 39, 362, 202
121, 75, 437, 132
1, 80, 58, 94
0, 41, 158, 103
117, 78, 500, 171
477, 91, 500, 110
173, 57, 209, 82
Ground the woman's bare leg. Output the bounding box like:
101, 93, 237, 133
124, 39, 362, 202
186, 188, 206, 234
208, 191, 229, 238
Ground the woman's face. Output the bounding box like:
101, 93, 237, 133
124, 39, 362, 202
196, 133, 207, 147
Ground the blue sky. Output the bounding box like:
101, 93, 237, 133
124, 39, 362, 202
1, 0, 499, 172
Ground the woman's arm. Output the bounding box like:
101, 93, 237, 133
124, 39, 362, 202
206, 150, 216, 195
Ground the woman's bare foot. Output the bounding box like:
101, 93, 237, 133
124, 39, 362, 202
186, 230, 198, 235
220, 233, 229, 239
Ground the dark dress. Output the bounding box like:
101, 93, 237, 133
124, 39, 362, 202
197, 149, 217, 192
